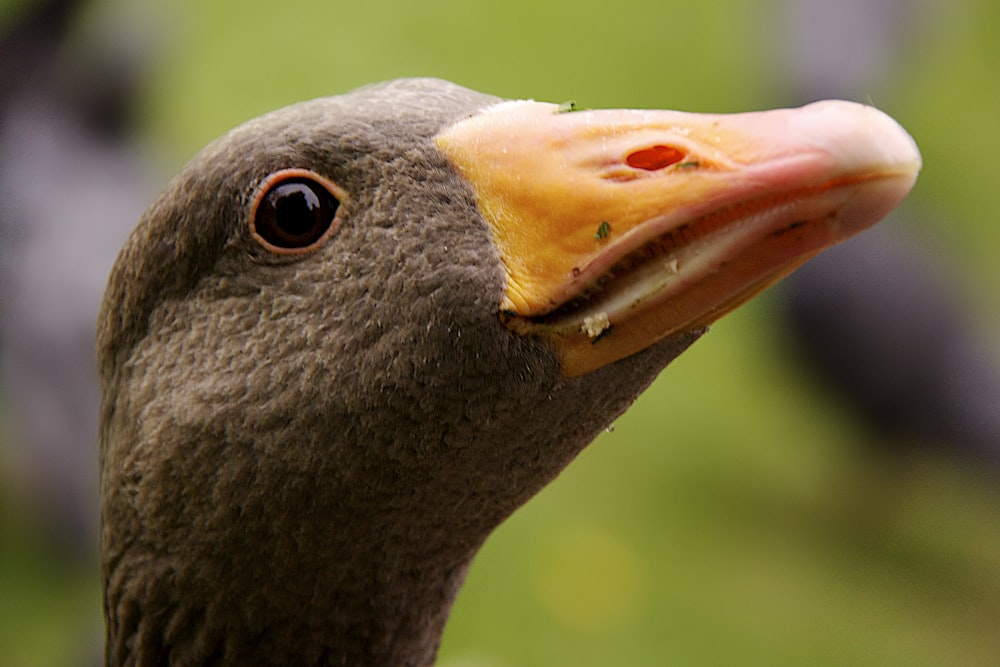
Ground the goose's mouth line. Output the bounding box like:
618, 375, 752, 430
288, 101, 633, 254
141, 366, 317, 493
500, 173, 886, 337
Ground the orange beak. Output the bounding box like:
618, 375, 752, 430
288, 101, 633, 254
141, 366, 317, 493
435, 99, 921, 376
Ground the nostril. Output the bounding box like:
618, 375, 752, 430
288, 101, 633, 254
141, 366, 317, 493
626, 145, 685, 171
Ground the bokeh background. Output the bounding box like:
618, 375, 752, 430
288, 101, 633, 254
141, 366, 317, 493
2, 0, 999, 665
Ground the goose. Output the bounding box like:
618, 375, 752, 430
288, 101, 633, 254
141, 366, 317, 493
98, 78, 920, 666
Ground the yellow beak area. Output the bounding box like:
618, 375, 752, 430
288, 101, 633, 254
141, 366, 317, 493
434, 99, 921, 376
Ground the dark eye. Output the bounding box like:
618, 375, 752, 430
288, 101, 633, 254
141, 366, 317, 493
251, 169, 343, 253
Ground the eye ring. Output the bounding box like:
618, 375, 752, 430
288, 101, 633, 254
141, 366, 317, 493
250, 168, 346, 254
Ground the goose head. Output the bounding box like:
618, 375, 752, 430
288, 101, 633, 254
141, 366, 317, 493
98, 78, 919, 665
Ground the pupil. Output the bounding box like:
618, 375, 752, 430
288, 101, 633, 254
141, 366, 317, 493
274, 183, 321, 237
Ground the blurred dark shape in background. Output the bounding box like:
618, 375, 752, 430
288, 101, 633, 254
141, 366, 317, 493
0, 0, 161, 554
784, 221, 1000, 465
773, 0, 1000, 470
774, 0, 934, 104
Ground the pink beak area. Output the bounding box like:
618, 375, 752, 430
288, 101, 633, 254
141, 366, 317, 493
434, 99, 921, 377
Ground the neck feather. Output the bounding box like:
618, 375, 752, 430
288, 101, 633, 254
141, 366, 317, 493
101, 329, 702, 666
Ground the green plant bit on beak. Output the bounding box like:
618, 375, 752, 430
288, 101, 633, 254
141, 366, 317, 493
595, 221, 611, 240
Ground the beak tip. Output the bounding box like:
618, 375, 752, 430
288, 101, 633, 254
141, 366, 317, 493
799, 100, 922, 176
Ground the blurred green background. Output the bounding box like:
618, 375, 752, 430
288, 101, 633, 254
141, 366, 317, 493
2, 0, 999, 665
